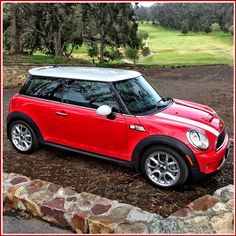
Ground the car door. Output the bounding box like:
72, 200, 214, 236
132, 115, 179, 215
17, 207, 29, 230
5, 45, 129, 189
19, 76, 70, 145
56, 79, 128, 160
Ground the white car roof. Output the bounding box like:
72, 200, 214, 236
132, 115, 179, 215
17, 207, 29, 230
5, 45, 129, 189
29, 66, 141, 82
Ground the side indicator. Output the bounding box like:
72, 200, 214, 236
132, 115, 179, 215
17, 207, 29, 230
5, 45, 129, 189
186, 154, 193, 166
130, 124, 145, 132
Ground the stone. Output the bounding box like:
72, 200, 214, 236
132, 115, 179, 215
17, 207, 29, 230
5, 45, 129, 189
115, 222, 149, 234
213, 185, 234, 202
78, 199, 92, 211
170, 208, 189, 217
19, 194, 42, 216
127, 208, 155, 223
187, 195, 218, 211
27, 180, 48, 195
63, 188, 77, 196
226, 199, 234, 210
211, 212, 234, 234
10, 177, 28, 185
211, 202, 228, 212
5, 185, 22, 209
47, 183, 61, 193
91, 204, 111, 216
71, 212, 90, 233
41, 197, 68, 227
88, 219, 115, 234
30, 191, 53, 205
67, 197, 77, 202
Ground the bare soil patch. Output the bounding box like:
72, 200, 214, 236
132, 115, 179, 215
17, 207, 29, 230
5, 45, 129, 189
3, 65, 234, 217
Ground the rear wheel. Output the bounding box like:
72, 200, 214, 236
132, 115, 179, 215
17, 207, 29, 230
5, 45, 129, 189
9, 120, 39, 154
141, 145, 189, 189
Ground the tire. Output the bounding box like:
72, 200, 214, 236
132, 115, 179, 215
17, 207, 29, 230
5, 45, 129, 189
9, 120, 39, 154
141, 145, 189, 189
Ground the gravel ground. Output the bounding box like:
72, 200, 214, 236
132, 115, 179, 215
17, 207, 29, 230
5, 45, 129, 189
3, 65, 234, 217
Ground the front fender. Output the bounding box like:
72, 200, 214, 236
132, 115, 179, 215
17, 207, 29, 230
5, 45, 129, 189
131, 135, 199, 171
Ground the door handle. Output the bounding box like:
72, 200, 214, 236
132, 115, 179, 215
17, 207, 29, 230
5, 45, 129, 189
56, 111, 68, 116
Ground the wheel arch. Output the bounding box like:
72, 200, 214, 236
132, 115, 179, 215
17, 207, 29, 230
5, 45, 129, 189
131, 135, 199, 171
7, 112, 44, 144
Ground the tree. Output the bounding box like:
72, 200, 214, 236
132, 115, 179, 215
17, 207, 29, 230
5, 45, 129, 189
204, 25, 212, 33
211, 23, 220, 32
88, 44, 99, 63
193, 24, 200, 32
125, 47, 139, 64
82, 3, 139, 63
181, 23, 189, 35
142, 47, 150, 57
229, 25, 234, 35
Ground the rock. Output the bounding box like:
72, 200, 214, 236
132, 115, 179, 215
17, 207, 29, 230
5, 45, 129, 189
30, 191, 53, 205
5, 185, 22, 209
211, 212, 234, 234
91, 204, 111, 216
78, 199, 92, 211
19, 194, 42, 216
41, 197, 68, 227
212, 202, 228, 212
27, 180, 48, 195
47, 183, 61, 193
71, 212, 90, 233
226, 199, 234, 210
88, 219, 115, 234
187, 195, 218, 211
213, 185, 234, 202
115, 222, 149, 234
127, 208, 155, 223
170, 208, 190, 217
10, 177, 28, 185
184, 216, 213, 234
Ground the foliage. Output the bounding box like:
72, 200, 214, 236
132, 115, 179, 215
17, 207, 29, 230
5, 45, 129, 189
135, 3, 233, 32
229, 25, 234, 35
204, 25, 212, 33
211, 23, 220, 32
142, 47, 150, 57
192, 24, 200, 33
181, 23, 189, 35
125, 47, 139, 64
3, 27, 12, 51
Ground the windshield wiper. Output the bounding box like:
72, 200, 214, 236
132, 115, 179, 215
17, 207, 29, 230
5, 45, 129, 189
156, 97, 172, 107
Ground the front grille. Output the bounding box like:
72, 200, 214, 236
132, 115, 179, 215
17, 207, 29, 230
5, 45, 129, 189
215, 127, 226, 151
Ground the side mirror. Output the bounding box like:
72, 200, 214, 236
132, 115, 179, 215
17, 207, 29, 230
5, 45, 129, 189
96, 105, 116, 120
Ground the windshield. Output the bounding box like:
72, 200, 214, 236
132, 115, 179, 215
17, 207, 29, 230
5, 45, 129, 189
114, 76, 171, 115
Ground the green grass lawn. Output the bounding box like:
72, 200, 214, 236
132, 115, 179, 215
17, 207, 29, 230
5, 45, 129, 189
3, 22, 233, 67
138, 23, 233, 66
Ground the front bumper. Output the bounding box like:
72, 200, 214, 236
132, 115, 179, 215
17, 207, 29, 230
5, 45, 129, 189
193, 133, 230, 175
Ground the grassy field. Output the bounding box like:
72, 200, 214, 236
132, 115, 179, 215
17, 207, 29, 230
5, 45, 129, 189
3, 22, 233, 67
138, 23, 233, 66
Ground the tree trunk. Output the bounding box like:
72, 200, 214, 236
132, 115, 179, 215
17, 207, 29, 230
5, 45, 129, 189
54, 28, 62, 56
10, 4, 21, 55
99, 39, 105, 63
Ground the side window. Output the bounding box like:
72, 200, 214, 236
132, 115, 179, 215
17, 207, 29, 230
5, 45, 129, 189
21, 76, 63, 102
63, 79, 120, 110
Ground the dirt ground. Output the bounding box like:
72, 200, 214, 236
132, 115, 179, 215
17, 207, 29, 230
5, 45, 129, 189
3, 65, 234, 217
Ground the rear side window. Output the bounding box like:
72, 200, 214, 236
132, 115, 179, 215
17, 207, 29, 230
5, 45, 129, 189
20, 76, 63, 102
63, 79, 119, 110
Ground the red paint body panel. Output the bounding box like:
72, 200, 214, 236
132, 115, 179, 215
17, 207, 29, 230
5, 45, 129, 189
9, 94, 230, 175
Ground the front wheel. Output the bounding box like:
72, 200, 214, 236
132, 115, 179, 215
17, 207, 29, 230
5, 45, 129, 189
9, 120, 39, 154
141, 145, 189, 189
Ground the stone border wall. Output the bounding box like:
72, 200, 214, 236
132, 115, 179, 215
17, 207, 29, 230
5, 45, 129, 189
3, 172, 234, 234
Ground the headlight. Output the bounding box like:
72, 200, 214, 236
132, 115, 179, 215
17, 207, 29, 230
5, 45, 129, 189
186, 129, 209, 150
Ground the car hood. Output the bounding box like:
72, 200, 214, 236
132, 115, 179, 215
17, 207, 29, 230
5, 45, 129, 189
150, 99, 224, 136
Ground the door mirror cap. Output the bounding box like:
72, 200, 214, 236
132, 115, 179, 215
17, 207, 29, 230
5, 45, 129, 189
96, 105, 112, 116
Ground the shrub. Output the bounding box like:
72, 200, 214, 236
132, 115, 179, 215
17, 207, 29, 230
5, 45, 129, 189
142, 47, 150, 57
181, 23, 189, 35
210, 23, 220, 32
193, 24, 200, 33
204, 25, 212, 33
88, 44, 99, 63
125, 47, 139, 64
229, 25, 234, 35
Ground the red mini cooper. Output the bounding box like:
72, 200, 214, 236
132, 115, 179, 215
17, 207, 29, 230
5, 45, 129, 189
7, 66, 230, 188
